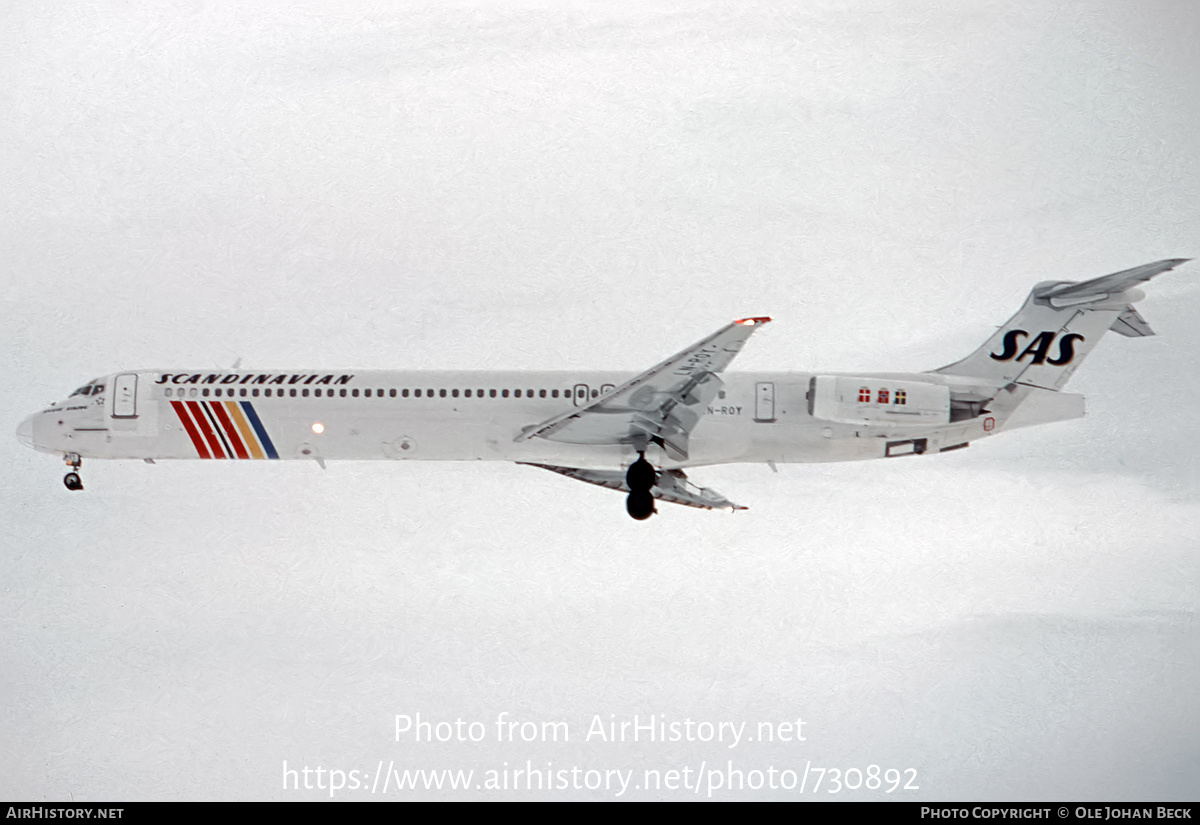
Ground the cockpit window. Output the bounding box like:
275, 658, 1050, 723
68, 380, 104, 398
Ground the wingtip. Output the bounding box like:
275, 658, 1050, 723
735, 316, 772, 326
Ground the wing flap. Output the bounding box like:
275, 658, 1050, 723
520, 463, 746, 511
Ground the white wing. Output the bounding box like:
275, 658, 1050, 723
516, 317, 771, 460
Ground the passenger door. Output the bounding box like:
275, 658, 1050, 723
111, 373, 138, 418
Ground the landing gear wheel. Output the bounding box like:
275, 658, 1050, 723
624, 452, 658, 520
626, 490, 655, 520
625, 453, 658, 492
61, 453, 83, 491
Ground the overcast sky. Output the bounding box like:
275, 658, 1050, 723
3, 0, 1198, 801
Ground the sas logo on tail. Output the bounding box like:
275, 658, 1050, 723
990, 330, 1083, 365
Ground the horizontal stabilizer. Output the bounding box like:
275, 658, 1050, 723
1036, 259, 1189, 306
519, 463, 745, 511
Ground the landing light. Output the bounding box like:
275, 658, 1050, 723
312, 423, 325, 434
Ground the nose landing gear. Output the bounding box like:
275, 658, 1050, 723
62, 453, 83, 491
624, 453, 658, 520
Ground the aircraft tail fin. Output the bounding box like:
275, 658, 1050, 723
931, 259, 1189, 390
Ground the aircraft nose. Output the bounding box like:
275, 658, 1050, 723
16, 415, 35, 449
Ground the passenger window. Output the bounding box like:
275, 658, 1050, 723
452, 389, 459, 398
502, 389, 509, 398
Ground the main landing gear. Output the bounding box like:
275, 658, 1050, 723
625, 453, 658, 520
62, 453, 83, 491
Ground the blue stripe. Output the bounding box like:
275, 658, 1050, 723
239, 401, 279, 459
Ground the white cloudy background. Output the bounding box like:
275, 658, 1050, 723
3, 0, 1198, 801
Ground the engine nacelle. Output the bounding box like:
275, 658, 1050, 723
809, 376, 950, 426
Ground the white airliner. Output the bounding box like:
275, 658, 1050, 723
17, 259, 1189, 519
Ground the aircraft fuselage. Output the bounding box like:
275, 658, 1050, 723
18, 368, 1014, 471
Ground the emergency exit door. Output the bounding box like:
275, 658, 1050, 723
754, 382, 775, 422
